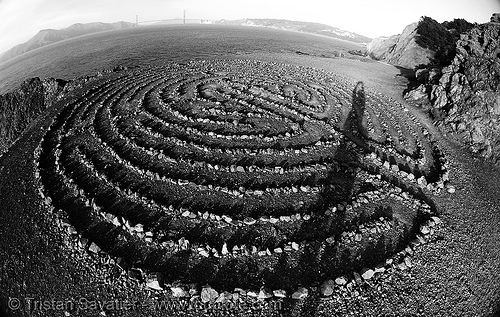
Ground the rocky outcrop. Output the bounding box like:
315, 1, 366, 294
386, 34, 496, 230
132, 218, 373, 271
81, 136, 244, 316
367, 22, 435, 69
0, 66, 130, 156
404, 21, 500, 163
366, 35, 399, 60
0, 78, 67, 155
491, 13, 500, 23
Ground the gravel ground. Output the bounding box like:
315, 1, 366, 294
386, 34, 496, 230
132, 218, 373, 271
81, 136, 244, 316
1, 52, 499, 317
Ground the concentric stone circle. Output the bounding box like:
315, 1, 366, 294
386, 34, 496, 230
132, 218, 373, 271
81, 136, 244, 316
35, 59, 444, 290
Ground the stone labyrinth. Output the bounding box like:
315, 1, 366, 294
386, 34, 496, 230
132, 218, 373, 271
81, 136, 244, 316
35, 60, 446, 290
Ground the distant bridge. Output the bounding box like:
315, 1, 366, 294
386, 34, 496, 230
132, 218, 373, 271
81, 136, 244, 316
135, 11, 203, 26
135, 19, 204, 26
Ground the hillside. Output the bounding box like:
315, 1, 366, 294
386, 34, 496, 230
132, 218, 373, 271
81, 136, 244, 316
367, 22, 435, 69
0, 21, 135, 64
366, 17, 475, 69
212, 18, 372, 44
0, 77, 67, 155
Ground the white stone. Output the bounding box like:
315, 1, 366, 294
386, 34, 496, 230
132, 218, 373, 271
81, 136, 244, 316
146, 280, 163, 291
334, 276, 347, 285
361, 268, 375, 280
291, 287, 308, 300
273, 289, 287, 298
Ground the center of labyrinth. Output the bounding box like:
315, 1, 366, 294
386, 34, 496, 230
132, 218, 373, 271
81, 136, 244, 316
35, 60, 445, 290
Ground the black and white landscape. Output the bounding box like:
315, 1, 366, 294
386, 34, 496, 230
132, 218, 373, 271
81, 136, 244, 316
0, 4, 500, 317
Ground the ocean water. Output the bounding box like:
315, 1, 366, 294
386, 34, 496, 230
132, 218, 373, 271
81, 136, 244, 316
0, 24, 363, 94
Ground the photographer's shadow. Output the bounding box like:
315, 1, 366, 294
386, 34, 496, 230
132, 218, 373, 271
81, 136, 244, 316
268, 82, 372, 291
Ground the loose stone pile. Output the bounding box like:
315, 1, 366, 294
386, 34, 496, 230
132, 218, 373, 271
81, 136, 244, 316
34, 60, 448, 291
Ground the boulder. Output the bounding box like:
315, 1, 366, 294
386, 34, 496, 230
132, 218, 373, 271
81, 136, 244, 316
360, 268, 375, 280
404, 84, 428, 102
367, 22, 435, 69
201, 286, 219, 303
430, 85, 448, 109
146, 280, 163, 291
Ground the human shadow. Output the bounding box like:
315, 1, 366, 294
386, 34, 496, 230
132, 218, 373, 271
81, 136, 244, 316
328, 81, 371, 226
265, 82, 383, 313
347, 81, 369, 140
267, 82, 374, 291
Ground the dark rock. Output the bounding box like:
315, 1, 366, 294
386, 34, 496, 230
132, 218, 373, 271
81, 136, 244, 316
353, 272, 364, 286
0, 77, 67, 155
189, 283, 200, 296
428, 67, 442, 83
127, 268, 142, 281
320, 279, 335, 297
491, 13, 500, 24
415, 68, 429, 83
404, 22, 500, 164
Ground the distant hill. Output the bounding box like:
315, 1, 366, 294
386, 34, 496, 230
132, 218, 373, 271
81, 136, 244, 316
0, 21, 135, 64
211, 19, 371, 44
366, 17, 476, 69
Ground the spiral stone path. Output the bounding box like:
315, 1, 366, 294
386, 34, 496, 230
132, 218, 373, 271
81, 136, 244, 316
34, 60, 447, 291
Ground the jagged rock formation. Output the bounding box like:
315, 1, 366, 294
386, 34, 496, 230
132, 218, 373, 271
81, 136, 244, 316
491, 13, 500, 23
0, 66, 132, 156
0, 78, 69, 155
0, 21, 135, 64
404, 21, 500, 163
366, 22, 435, 69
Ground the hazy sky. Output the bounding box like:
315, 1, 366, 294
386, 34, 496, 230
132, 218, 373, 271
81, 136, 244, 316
0, 0, 498, 54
